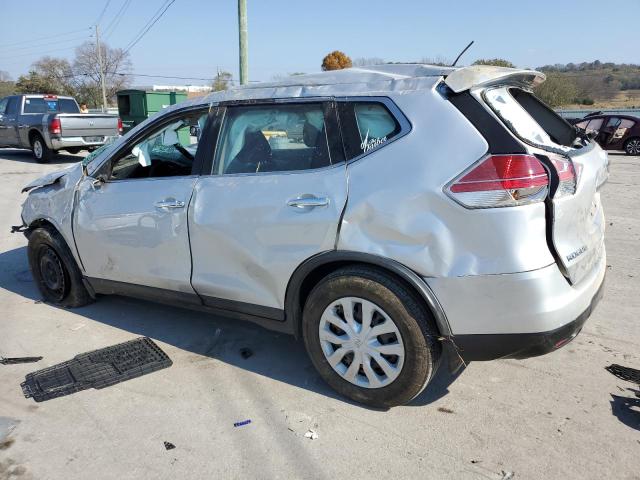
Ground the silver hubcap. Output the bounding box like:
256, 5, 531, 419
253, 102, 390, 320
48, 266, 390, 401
33, 140, 42, 158
628, 140, 640, 155
319, 297, 405, 389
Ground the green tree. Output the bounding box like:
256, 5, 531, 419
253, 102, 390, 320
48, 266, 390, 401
0, 70, 15, 97
15, 57, 75, 95
473, 58, 516, 68
212, 70, 232, 91
534, 73, 578, 107
321, 51, 352, 71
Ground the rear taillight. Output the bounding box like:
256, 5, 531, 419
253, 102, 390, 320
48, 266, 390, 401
117, 117, 123, 134
446, 154, 549, 208
49, 118, 61, 135
548, 154, 580, 198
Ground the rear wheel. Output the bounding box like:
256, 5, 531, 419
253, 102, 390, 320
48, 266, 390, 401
31, 134, 53, 163
624, 137, 640, 156
302, 266, 441, 408
28, 226, 93, 307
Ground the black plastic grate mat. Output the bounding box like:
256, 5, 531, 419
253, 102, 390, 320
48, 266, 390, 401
606, 364, 640, 385
21, 337, 172, 402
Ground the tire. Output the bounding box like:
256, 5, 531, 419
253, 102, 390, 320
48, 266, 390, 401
31, 134, 53, 163
27, 226, 94, 308
624, 137, 640, 156
302, 266, 441, 408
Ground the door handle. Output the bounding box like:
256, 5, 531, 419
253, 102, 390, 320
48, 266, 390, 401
154, 199, 185, 209
287, 195, 329, 209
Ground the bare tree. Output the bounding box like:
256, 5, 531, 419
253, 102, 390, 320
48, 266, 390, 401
0, 70, 15, 97
32, 57, 75, 95
72, 41, 132, 107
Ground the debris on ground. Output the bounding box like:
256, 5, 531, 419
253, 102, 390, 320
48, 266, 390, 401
20, 337, 171, 402
239, 348, 253, 359
304, 429, 318, 440
606, 364, 640, 384
234, 419, 251, 427
164, 441, 176, 450
1, 356, 42, 365
437, 407, 454, 414
501, 471, 514, 480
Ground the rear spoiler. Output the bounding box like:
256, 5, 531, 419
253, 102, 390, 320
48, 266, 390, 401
444, 65, 546, 93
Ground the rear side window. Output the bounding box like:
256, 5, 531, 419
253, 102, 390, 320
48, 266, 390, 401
0, 98, 7, 114
23, 98, 48, 114
339, 101, 402, 159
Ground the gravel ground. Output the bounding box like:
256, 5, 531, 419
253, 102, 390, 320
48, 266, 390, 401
0, 148, 638, 480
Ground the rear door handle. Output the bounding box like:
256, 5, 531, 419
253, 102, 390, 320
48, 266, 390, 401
154, 199, 185, 209
287, 195, 330, 209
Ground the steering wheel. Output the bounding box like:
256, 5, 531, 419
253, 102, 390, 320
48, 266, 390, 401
173, 143, 195, 161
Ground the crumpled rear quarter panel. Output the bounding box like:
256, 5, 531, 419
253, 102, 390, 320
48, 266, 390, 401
338, 89, 555, 278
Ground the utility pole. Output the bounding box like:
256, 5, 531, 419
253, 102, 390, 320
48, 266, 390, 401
95, 24, 108, 112
238, 0, 248, 85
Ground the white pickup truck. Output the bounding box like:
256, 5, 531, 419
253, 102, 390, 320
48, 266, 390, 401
0, 94, 121, 162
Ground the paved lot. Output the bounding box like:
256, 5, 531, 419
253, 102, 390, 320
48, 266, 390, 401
0, 148, 638, 480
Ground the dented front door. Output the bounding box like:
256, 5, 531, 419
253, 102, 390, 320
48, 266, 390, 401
73, 176, 197, 294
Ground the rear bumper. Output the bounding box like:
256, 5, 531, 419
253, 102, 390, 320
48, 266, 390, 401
51, 136, 117, 150
427, 248, 606, 361
453, 276, 604, 360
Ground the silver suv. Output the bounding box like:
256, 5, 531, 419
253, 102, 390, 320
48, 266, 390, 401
18, 64, 608, 407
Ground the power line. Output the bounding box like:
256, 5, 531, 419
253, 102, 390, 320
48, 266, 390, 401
0, 44, 87, 61
0, 28, 91, 48
0, 35, 92, 55
104, 0, 133, 39
123, 0, 176, 54
94, 0, 113, 26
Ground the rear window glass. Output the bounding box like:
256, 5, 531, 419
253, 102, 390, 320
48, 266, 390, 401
484, 87, 577, 149
340, 102, 401, 159
23, 97, 79, 114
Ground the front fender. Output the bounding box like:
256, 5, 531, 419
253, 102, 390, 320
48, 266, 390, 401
21, 162, 84, 269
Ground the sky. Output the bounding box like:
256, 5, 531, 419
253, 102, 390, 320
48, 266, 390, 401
1, 0, 640, 87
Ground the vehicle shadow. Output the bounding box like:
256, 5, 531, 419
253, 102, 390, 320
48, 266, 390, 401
609, 389, 640, 431
0, 148, 84, 165
0, 245, 460, 409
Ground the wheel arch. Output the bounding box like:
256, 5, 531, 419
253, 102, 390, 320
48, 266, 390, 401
285, 251, 452, 339
28, 128, 43, 144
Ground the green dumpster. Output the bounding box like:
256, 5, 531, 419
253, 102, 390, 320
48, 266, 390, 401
116, 90, 188, 133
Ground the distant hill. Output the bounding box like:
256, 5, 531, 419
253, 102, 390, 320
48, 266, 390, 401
536, 61, 640, 108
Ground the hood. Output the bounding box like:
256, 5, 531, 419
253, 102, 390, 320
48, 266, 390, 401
444, 65, 546, 93
22, 163, 82, 193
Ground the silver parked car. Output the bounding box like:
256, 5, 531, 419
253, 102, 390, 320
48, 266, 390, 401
17, 64, 608, 407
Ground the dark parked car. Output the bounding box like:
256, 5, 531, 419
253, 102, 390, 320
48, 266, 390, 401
574, 114, 640, 155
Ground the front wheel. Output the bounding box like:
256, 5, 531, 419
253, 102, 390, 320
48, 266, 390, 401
302, 266, 441, 408
28, 226, 94, 307
625, 138, 640, 156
